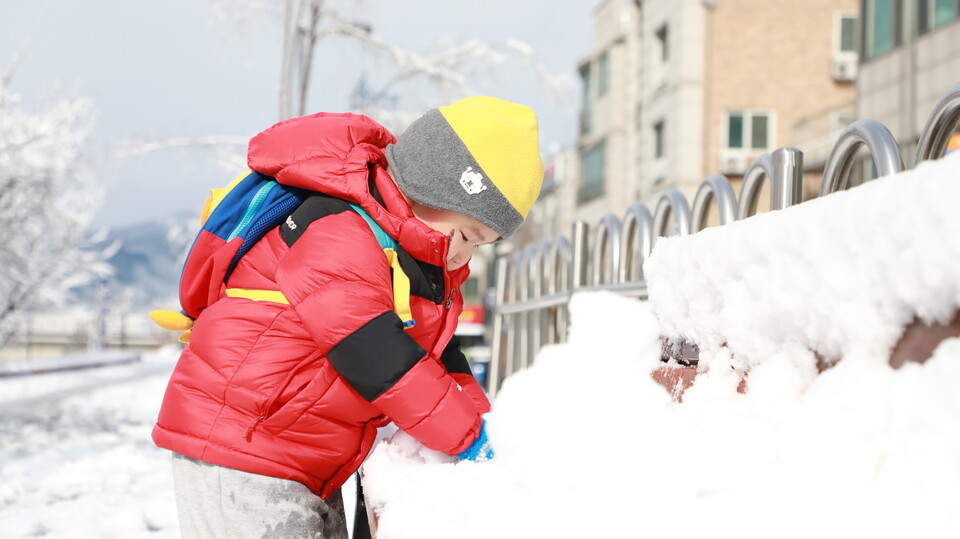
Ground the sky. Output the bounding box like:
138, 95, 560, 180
1, 152, 958, 538
0, 0, 595, 227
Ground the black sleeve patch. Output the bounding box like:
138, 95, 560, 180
439, 335, 472, 375
327, 311, 427, 401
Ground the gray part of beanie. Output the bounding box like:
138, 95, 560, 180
385, 109, 523, 239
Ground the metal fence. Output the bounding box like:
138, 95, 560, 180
488, 81, 960, 397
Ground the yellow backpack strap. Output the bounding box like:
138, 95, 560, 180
224, 288, 290, 304
347, 203, 415, 330
221, 260, 411, 328
383, 248, 415, 329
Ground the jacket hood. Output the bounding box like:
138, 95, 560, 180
247, 112, 457, 270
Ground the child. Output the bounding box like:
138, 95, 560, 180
152, 96, 543, 538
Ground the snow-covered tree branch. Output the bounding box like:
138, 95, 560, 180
108, 135, 249, 173
0, 64, 115, 348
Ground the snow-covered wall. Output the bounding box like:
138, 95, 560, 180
647, 151, 960, 375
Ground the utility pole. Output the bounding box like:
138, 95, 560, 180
278, 0, 326, 120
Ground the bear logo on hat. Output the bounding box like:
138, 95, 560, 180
459, 166, 487, 195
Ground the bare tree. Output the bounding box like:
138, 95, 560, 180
216, 0, 571, 121
0, 59, 115, 347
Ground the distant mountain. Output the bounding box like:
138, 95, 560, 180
102, 212, 198, 309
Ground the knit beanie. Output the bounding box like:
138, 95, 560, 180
385, 96, 544, 239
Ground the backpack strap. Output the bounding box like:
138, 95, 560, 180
348, 203, 415, 328
225, 288, 290, 304
218, 203, 415, 328
381, 248, 414, 328
216, 204, 414, 324
151, 199, 416, 341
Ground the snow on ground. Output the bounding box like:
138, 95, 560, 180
0, 352, 366, 539
0, 350, 181, 538
362, 153, 960, 538
1, 154, 958, 538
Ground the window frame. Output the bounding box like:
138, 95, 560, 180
655, 24, 669, 63
579, 62, 593, 135
835, 12, 859, 55
862, 0, 903, 60
578, 140, 606, 203
917, 0, 960, 35
597, 51, 610, 96
653, 120, 666, 159
722, 110, 776, 152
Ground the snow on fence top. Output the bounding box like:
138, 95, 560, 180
647, 151, 960, 372
489, 81, 960, 395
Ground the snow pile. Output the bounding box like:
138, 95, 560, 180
647, 152, 960, 373
366, 292, 960, 538
363, 153, 960, 538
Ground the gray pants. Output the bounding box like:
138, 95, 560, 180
172, 453, 348, 539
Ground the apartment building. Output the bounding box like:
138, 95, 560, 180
571, 0, 858, 233
857, 0, 960, 165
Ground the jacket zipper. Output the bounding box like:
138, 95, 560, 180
243, 349, 323, 440
243, 417, 266, 440
227, 181, 277, 242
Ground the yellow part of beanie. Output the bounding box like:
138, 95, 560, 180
439, 96, 544, 218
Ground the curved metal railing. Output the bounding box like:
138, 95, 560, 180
819, 119, 904, 196
619, 203, 654, 282
487, 82, 960, 396
738, 148, 804, 219
590, 214, 622, 286
915, 81, 960, 166
652, 189, 691, 242
691, 174, 738, 232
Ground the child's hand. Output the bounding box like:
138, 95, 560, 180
456, 419, 494, 462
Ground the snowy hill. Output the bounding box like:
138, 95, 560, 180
101, 213, 197, 308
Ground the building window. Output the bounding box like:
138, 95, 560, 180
725, 111, 772, 151
579, 63, 592, 135
934, 0, 958, 26
728, 114, 744, 149
578, 140, 605, 203
598, 51, 610, 96
919, 0, 959, 34
864, 0, 900, 59
653, 120, 665, 159
838, 13, 858, 52
655, 24, 669, 62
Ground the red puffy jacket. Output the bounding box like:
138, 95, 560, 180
152, 112, 491, 499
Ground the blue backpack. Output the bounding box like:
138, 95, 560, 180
149, 171, 413, 342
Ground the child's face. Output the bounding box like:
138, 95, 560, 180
409, 203, 499, 271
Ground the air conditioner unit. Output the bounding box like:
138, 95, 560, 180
718, 153, 748, 175
832, 55, 858, 82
